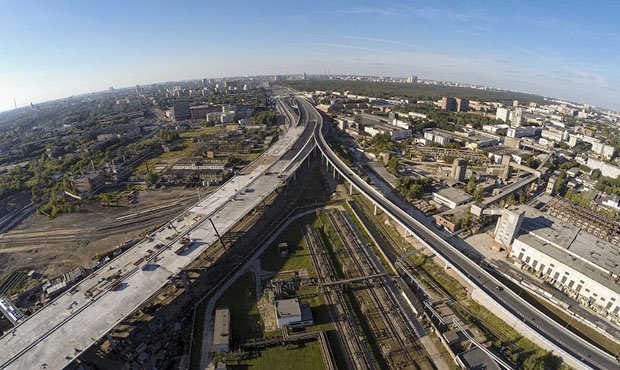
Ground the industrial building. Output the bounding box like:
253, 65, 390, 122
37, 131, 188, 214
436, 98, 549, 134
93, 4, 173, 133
363, 123, 412, 140
43, 266, 86, 298
162, 160, 232, 186
212, 308, 230, 353
450, 158, 467, 182
71, 171, 105, 194
275, 298, 314, 328
0, 295, 24, 325
432, 188, 472, 209
506, 205, 620, 320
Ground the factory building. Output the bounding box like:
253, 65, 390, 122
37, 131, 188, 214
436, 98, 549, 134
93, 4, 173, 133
275, 298, 314, 328
71, 171, 105, 195
432, 188, 472, 209
451, 158, 468, 182
506, 205, 620, 321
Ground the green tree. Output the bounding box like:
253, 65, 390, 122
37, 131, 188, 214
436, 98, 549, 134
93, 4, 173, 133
406, 184, 423, 200
147, 173, 158, 187
466, 176, 477, 194
387, 157, 399, 175
473, 186, 484, 202
554, 171, 567, 196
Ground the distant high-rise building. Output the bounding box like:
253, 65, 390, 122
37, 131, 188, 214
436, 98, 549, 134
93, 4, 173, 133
451, 158, 468, 182
302, 72, 307, 80
456, 98, 469, 112
510, 108, 523, 127
441, 97, 457, 112
407, 75, 418, 83
496, 107, 509, 122
173, 99, 191, 120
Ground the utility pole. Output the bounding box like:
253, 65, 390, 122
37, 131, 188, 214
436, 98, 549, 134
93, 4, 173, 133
209, 218, 229, 258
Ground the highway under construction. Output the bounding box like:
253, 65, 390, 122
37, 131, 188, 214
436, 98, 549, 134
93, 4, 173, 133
0, 97, 316, 370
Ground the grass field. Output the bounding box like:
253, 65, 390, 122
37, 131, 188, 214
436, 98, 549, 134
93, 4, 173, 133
259, 214, 319, 275
215, 271, 262, 341
228, 340, 326, 370
179, 126, 226, 138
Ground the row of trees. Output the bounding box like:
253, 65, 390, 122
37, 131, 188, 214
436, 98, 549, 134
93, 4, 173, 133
252, 111, 278, 125
396, 176, 433, 200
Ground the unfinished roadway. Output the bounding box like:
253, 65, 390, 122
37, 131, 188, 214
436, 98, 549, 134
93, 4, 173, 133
0, 98, 314, 370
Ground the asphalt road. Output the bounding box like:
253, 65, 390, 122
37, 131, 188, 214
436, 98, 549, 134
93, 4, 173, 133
299, 97, 618, 370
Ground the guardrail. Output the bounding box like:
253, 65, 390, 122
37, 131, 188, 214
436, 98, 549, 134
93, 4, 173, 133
307, 100, 609, 370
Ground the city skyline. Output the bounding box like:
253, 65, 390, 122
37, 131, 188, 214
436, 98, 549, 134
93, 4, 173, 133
1, 0, 620, 112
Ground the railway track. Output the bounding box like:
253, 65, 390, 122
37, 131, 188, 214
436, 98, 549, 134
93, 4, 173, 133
303, 225, 373, 370
325, 209, 426, 369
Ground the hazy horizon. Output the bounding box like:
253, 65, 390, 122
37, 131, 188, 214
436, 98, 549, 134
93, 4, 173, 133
2, 0, 620, 112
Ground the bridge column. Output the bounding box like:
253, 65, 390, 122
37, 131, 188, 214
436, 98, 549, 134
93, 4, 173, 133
349, 182, 354, 195
333, 166, 336, 178
374, 203, 378, 215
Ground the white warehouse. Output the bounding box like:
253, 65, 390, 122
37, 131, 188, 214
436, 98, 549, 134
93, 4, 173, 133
508, 205, 620, 321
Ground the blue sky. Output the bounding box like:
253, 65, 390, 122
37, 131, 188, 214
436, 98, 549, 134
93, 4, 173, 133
1, 0, 620, 111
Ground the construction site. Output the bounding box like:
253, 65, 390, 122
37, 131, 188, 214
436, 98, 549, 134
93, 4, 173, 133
70, 153, 329, 370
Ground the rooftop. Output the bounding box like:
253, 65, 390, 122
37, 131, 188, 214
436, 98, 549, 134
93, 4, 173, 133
276, 298, 302, 319
213, 307, 230, 346
514, 205, 620, 292
433, 187, 472, 204
458, 347, 501, 370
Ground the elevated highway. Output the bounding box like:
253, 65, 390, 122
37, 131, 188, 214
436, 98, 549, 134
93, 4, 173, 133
299, 97, 618, 370
0, 98, 316, 370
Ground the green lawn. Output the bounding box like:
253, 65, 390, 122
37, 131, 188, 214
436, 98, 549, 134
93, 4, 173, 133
259, 214, 319, 275
215, 272, 262, 342
228, 340, 326, 370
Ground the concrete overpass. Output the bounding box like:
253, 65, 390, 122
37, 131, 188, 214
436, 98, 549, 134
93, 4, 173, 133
0, 98, 315, 370
301, 98, 618, 370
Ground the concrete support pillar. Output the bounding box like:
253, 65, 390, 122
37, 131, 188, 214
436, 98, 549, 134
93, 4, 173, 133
349, 182, 354, 195
333, 166, 336, 178
374, 203, 378, 215
445, 261, 450, 270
